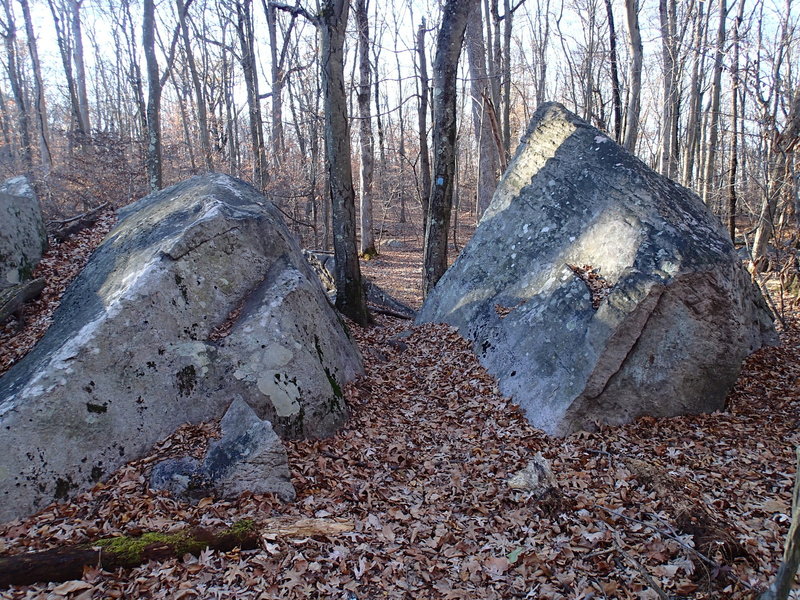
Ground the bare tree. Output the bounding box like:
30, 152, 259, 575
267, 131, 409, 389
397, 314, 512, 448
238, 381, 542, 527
751, 85, 800, 269
356, 0, 376, 258
466, 1, 501, 217
143, 0, 183, 191
234, 0, 269, 190
423, 0, 477, 297
415, 16, 432, 229
143, 0, 162, 191
273, 0, 370, 325
71, 0, 91, 137
727, 0, 745, 240
658, 0, 679, 177
681, 0, 708, 187
0, 0, 33, 173
18, 0, 51, 174
263, 0, 299, 165
700, 0, 727, 206
177, 0, 212, 171
623, 0, 642, 152
604, 0, 622, 142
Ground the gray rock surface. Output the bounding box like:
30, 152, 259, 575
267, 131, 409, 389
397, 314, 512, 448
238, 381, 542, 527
0, 174, 361, 522
150, 398, 295, 502
0, 176, 46, 289
418, 103, 777, 436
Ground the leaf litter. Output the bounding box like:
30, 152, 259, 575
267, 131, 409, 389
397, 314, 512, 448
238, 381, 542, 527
0, 219, 798, 599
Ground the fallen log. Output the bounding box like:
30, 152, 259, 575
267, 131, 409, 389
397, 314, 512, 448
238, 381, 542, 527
48, 202, 109, 243
0, 278, 45, 324
0, 517, 353, 587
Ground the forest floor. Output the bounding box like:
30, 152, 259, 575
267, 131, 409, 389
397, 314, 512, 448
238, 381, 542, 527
0, 209, 799, 599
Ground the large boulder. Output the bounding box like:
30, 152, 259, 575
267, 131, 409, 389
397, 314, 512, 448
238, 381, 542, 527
418, 103, 777, 436
0, 176, 47, 289
0, 174, 362, 522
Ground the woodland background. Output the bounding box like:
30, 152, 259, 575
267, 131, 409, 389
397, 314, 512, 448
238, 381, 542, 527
0, 0, 797, 278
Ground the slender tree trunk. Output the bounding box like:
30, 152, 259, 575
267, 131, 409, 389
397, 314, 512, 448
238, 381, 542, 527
752, 86, 800, 269
173, 67, 197, 173
71, 0, 91, 138
604, 0, 622, 142
727, 0, 744, 241
623, 0, 642, 152
18, 0, 51, 175
466, 2, 500, 217
46, 0, 82, 149
372, 40, 385, 166
1, 0, 33, 174
701, 0, 726, 207
659, 0, 679, 177
501, 0, 514, 158
235, 0, 269, 190
177, 0, 212, 171
423, 0, 476, 297
355, 0, 376, 258
264, 0, 292, 165
319, 0, 370, 324
489, 0, 502, 114
416, 18, 432, 230
143, 0, 162, 191
682, 0, 707, 187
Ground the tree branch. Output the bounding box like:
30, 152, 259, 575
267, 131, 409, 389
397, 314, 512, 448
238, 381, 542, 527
269, 1, 317, 25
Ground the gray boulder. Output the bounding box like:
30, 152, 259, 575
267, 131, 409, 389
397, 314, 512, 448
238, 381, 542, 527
0, 174, 361, 522
150, 397, 295, 502
0, 176, 46, 289
418, 103, 777, 436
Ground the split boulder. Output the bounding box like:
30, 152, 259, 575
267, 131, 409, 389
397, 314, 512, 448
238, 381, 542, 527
0, 174, 362, 522
418, 103, 777, 436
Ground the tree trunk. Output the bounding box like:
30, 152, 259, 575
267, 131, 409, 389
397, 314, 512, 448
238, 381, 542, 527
264, 0, 294, 165
416, 18, 432, 231
604, 0, 622, 143
752, 85, 800, 269
658, 0, 679, 178
45, 0, 82, 149
423, 0, 475, 297
177, 0, 212, 171
1, 0, 33, 174
143, 0, 162, 191
356, 0, 376, 258
466, 2, 500, 217
319, 0, 370, 325
235, 0, 269, 191
727, 0, 744, 241
681, 0, 707, 187
623, 0, 642, 153
18, 0, 51, 175
701, 0, 726, 206
501, 0, 514, 158
70, 0, 91, 138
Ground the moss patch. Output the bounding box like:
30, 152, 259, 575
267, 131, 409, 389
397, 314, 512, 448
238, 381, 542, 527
92, 519, 258, 564
95, 531, 203, 563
